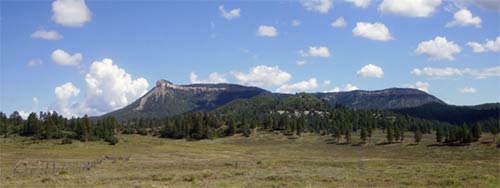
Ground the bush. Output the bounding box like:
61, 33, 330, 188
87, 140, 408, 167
61, 137, 72, 145
137, 128, 149, 136
104, 136, 119, 145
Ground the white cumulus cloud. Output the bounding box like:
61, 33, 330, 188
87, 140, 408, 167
84, 58, 149, 114
299, 46, 331, 57
51, 49, 82, 66
231, 65, 291, 87
378, 0, 442, 17
415, 36, 461, 61
331, 17, 347, 28
357, 64, 384, 78
190, 72, 227, 84
446, 8, 482, 28
276, 78, 319, 93
345, 0, 371, 8
343, 83, 359, 91
352, 22, 393, 41
300, 0, 333, 13
257, 25, 278, 37
52, 82, 81, 117
52, 0, 91, 27
467, 36, 500, 53
30, 28, 63, 40
411, 66, 500, 79
460, 87, 477, 93
219, 5, 240, 20
405, 81, 430, 92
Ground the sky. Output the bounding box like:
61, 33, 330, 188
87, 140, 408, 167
1, 0, 499, 118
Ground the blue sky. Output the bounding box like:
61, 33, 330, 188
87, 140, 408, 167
1, 0, 499, 117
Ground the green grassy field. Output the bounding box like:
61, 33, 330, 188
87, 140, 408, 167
0, 130, 499, 188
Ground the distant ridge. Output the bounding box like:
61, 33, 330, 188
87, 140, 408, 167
103, 80, 446, 120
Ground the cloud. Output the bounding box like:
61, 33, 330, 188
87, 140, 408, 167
405, 81, 430, 92
51, 49, 82, 66
299, 46, 331, 57
27, 59, 42, 67
18, 111, 31, 120
33, 97, 39, 105
331, 17, 346, 28
345, 0, 371, 8
55, 82, 80, 101
300, 0, 333, 13
52, 0, 91, 27
30, 28, 63, 40
231, 65, 291, 87
343, 83, 359, 91
411, 66, 500, 79
276, 78, 319, 93
352, 22, 393, 41
329, 83, 359, 92
379, 0, 442, 17
84, 58, 149, 114
460, 87, 477, 93
219, 5, 240, 20
296, 60, 308, 66
415, 36, 461, 61
52, 82, 81, 117
357, 64, 384, 78
257, 25, 278, 37
190, 72, 227, 84
291, 19, 302, 26
446, 8, 481, 28
467, 36, 500, 53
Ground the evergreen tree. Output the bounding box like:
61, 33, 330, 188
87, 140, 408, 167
414, 127, 422, 144
471, 123, 481, 141
386, 126, 394, 143
436, 127, 444, 143
23, 112, 39, 136
360, 128, 367, 143
491, 127, 498, 142
345, 128, 351, 144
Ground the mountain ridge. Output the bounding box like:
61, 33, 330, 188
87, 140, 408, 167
103, 80, 446, 120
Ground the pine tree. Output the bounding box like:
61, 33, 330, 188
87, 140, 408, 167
471, 123, 481, 142
360, 128, 367, 143
386, 126, 394, 143
436, 127, 444, 143
491, 127, 498, 142
345, 128, 351, 144
414, 127, 422, 144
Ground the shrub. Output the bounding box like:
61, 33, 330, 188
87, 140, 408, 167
61, 137, 72, 145
105, 136, 119, 145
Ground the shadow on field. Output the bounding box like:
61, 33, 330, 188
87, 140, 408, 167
426, 143, 469, 147
375, 142, 392, 146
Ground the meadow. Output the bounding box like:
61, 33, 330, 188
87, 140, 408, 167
0, 130, 499, 188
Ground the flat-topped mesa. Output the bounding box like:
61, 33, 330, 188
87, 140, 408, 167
156, 79, 174, 88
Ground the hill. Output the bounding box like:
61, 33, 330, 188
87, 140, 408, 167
104, 80, 445, 120
103, 80, 271, 120
312, 88, 445, 109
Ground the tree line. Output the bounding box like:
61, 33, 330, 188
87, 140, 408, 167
0, 111, 118, 145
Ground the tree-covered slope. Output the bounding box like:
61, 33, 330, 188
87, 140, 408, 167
312, 88, 445, 109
